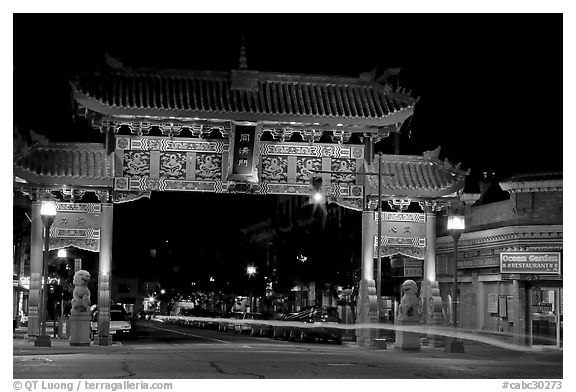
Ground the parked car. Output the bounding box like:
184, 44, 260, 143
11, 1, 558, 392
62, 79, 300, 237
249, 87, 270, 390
273, 306, 343, 344
90, 304, 133, 340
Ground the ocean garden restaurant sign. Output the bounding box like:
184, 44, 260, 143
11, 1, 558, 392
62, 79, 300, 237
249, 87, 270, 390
500, 252, 561, 275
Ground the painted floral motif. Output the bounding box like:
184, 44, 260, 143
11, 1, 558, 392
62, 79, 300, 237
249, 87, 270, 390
261, 156, 287, 183
123, 152, 150, 177
160, 152, 186, 179
196, 153, 221, 180
296, 157, 322, 183
331, 158, 356, 184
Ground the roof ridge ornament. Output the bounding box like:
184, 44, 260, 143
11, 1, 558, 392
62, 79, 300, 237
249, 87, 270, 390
422, 146, 441, 160
239, 36, 248, 70
104, 52, 125, 71
376, 67, 401, 92
359, 68, 377, 81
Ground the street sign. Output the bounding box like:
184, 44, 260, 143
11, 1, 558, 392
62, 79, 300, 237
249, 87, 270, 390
404, 260, 423, 277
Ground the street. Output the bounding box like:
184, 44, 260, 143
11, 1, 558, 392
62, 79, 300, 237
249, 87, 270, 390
13, 320, 563, 379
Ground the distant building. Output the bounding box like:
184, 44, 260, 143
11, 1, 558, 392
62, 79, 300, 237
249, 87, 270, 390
436, 172, 563, 347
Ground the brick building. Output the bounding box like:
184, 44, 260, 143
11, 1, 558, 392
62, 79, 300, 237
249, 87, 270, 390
436, 172, 563, 348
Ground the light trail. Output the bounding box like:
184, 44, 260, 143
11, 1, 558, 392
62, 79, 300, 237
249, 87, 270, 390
155, 315, 562, 353
145, 323, 230, 344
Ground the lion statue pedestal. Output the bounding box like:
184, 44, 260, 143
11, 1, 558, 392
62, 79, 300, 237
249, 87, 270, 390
69, 270, 91, 347
394, 280, 422, 351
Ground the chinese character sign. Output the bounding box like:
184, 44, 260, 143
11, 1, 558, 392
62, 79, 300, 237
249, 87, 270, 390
373, 212, 427, 259
50, 203, 102, 252
227, 124, 258, 182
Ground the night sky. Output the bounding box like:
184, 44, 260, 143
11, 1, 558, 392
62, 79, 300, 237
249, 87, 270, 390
12, 14, 564, 285
13, 14, 563, 175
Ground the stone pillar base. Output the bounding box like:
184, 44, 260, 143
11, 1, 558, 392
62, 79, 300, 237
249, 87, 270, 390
94, 334, 113, 346
69, 311, 91, 347
34, 334, 52, 347
355, 279, 379, 347
394, 320, 421, 351
420, 280, 444, 324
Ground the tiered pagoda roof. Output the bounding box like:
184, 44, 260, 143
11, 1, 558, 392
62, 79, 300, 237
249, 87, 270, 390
364, 148, 469, 198
13, 143, 113, 188
71, 67, 417, 127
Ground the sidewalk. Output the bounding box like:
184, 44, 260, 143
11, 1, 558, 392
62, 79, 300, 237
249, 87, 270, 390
13, 327, 124, 356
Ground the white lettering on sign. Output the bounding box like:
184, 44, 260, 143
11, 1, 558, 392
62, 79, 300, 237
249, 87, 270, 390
501, 254, 560, 262
500, 252, 561, 274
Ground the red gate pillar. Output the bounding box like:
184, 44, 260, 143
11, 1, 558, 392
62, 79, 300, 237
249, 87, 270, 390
27, 199, 43, 339
95, 199, 113, 346
355, 210, 379, 346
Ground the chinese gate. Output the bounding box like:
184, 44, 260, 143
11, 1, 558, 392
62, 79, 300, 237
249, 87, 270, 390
14, 56, 467, 346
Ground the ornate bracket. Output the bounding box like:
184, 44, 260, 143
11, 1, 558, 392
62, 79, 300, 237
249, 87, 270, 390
126, 122, 151, 136
160, 123, 183, 137
29, 188, 59, 202
388, 198, 412, 211
267, 127, 294, 142
190, 124, 203, 138
418, 200, 444, 213
332, 130, 352, 144
60, 188, 86, 203
202, 125, 230, 139
365, 196, 379, 211
362, 130, 388, 144
302, 129, 323, 143
96, 190, 111, 204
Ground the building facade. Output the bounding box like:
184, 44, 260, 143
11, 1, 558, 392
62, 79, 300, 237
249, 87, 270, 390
436, 173, 563, 348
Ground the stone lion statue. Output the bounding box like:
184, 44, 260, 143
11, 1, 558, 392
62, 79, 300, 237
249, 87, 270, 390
396, 279, 421, 322
71, 270, 91, 313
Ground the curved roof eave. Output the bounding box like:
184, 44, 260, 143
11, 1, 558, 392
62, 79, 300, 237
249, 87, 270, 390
13, 166, 114, 188
368, 179, 466, 199
72, 89, 415, 128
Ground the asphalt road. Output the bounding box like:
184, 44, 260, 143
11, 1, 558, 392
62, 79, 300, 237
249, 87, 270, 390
13, 320, 563, 379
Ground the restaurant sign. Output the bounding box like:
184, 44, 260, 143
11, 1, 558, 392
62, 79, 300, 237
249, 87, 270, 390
500, 252, 561, 275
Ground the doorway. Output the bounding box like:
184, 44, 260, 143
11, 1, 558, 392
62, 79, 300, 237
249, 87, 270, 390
531, 287, 562, 348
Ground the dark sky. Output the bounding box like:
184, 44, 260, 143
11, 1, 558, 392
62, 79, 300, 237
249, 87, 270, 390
12, 14, 564, 283
14, 14, 563, 177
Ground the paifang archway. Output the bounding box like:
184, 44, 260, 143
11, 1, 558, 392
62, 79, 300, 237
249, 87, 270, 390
14, 61, 467, 345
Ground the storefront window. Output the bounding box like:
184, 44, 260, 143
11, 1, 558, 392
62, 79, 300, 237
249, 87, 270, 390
531, 288, 562, 347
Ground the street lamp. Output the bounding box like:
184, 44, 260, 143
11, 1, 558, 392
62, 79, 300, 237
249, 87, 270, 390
246, 266, 257, 276
35, 200, 56, 347
246, 265, 257, 312
445, 212, 465, 353
57, 248, 68, 318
